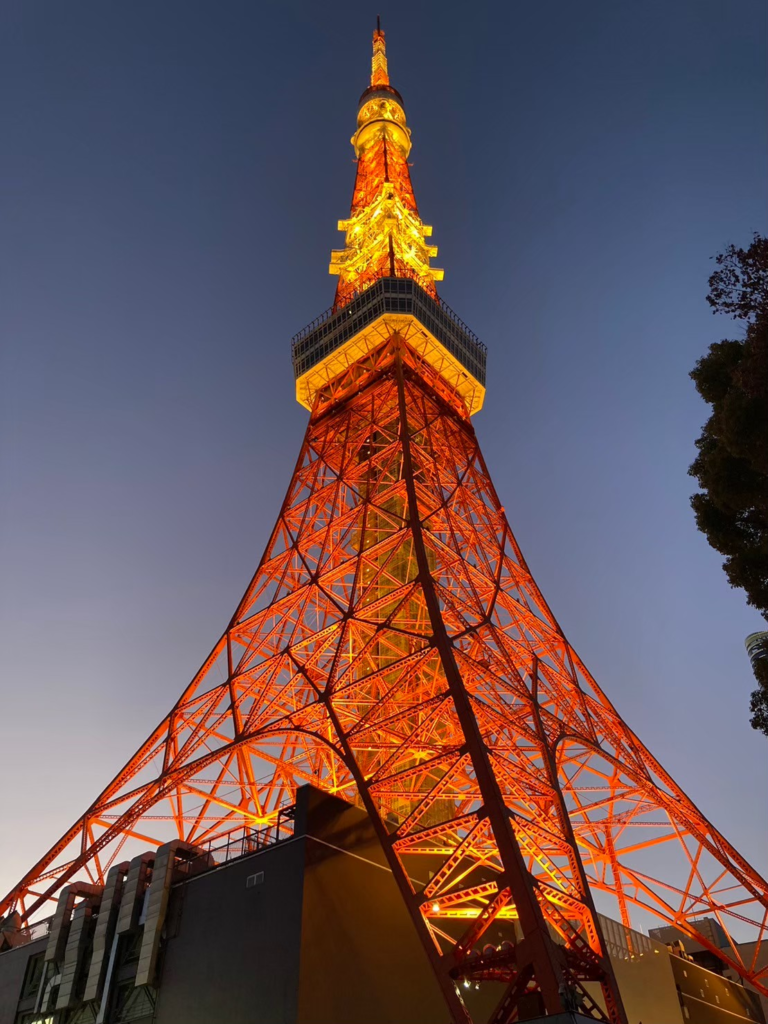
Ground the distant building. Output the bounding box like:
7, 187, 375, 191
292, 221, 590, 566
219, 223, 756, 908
746, 631, 768, 678
650, 916, 728, 953
650, 917, 768, 1020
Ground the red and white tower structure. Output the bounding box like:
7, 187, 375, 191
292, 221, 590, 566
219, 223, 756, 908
3, 26, 767, 1024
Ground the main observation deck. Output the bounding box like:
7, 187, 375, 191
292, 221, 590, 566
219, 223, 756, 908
291, 277, 487, 414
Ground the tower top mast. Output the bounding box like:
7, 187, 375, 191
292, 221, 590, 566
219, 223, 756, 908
292, 27, 485, 417
329, 26, 443, 310
371, 18, 389, 87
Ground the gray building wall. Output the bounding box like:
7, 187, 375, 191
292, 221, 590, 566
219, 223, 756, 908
609, 946, 683, 1024
725, 940, 768, 1021
296, 789, 445, 1024
154, 837, 306, 1024
671, 953, 763, 1023
0, 937, 46, 1024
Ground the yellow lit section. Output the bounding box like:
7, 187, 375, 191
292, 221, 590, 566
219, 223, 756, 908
329, 174, 444, 297
330, 27, 444, 310
295, 313, 485, 416
371, 26, 389, 87
311, 27, 480, 416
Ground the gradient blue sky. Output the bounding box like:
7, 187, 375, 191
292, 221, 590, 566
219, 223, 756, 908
1, 0, 766, 904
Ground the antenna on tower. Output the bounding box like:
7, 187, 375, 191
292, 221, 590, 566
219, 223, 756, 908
376, 15, 381, 32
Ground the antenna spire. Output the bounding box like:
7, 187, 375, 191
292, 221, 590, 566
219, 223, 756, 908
371, 19, 389, 87
329, 26, 443, 310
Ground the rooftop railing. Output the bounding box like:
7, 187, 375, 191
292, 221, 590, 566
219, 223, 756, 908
180, 803, 296, 879
0, 916, 53, 954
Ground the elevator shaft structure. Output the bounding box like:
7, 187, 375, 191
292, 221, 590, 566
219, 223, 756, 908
2, 25, 767, 1024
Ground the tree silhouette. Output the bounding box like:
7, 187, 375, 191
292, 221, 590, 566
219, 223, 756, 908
689, 234, 768, 734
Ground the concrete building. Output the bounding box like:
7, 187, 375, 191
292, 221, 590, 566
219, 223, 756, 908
651, 920, 768, 1022
0, 786, 764, 1024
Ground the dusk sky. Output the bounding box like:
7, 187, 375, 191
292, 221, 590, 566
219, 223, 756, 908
1, 0, 766, 905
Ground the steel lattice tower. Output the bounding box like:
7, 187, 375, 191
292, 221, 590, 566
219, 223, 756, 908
3, 26, 768, 1024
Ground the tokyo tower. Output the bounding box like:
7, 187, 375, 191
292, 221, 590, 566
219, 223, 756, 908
3, 24, 768, 1024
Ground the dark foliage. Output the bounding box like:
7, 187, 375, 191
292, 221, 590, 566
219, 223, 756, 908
707, 233, 768, 322
690, 234, 768, 734
749, 656, 768, 734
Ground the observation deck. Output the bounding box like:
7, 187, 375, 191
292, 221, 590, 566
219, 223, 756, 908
291, 278, 487, 415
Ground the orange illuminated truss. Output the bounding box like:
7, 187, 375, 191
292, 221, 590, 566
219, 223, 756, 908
3, 25, 768, 1024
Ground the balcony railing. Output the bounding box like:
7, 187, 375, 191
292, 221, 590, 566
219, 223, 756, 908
0, 916, 52, 954
291, 278, 487, 386
180, 803, 296, 879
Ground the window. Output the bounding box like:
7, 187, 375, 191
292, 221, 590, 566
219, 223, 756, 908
20, 953, 45, 1000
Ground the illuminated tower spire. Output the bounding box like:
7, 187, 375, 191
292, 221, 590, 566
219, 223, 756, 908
330, 22, 443, 310
371, 16, 389, 86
